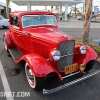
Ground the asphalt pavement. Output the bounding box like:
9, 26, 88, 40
60, 28, 100, 41
0, 27, 100, 100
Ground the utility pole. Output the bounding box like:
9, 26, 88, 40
82, 0, 93, 45
6, 0, 10, 18
75, 5, 77, 18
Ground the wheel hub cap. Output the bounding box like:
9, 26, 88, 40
28, 69, 34, 80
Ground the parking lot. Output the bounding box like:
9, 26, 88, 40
0, 25, 100, 100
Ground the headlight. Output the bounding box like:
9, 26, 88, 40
80, 45, 86, 54
52, 50, 61, 61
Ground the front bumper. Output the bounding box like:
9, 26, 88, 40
43, 69, 100, 95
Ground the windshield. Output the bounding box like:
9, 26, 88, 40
22, 15, 57, 28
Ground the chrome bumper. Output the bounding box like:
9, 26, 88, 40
43, 69, 100, 95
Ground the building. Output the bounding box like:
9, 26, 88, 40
0, 1, 11, 18
11, 0, 85, 20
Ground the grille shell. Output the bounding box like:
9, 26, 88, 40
57, 41, 74, 72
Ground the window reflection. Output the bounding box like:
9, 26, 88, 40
22, 15, 56, 28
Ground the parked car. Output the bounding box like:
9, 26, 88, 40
3, 11, 100, 94
77, 15, 83, 20
0, 15, 9, 28
97, 16, 100, 20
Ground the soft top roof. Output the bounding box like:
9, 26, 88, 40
10, 11, 56, 17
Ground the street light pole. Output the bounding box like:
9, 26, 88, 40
82, 0, 93, 45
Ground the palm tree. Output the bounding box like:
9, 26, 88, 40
6, 0, 10, 18
82, 0, 93, 45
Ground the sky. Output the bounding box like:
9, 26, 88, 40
0, 0, 100, 12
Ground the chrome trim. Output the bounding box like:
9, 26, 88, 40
46, 52, 78, 61
8, 49, 15, 60
43, 69, 100, 95
58, 41, 74, 71
60, 52, 78, 58
62, 71, 80, 79
24, 32, 28, 35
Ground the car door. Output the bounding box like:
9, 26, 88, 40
11, 16, 24, 54
21, 16, 31, 54
21, 31, 31, 54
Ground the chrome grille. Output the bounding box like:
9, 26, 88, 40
58, 41, 74, 71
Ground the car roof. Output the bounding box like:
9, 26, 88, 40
0, 15, 4, 18
10, 11, 56, 17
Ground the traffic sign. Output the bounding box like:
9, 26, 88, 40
94, 7, 99, 15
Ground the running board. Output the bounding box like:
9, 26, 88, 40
43, 69, 100, 95
8, 48, 22, 60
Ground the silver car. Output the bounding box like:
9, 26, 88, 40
0, 15, 9, 28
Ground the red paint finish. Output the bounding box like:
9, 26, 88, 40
74, 45, 98, 65
4, 11, 98, 80
4, 31, 15, 49
15, 53, 63, 80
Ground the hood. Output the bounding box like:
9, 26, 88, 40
24, 27, 74, 43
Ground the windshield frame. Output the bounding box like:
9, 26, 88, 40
21, 14, 57, 28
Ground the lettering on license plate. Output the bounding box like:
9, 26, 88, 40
64, 63, 78, 75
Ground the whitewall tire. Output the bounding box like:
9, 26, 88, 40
25, 63, 44, 89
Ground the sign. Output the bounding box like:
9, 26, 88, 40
94, 7, 99, 15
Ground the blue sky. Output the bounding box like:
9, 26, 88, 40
0, 0, 100, 12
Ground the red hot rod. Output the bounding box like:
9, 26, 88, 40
3, 11, 100, 94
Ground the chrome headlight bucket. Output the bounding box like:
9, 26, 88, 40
52, 50, 61, 61
80, 45, 86, 54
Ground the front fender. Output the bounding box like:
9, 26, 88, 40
15, 53, 62, 80
74, 45, 98, 65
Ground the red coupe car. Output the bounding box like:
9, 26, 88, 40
3, 11, 100, 94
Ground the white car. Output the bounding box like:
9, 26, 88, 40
0, 15, 9, 28
77, 16, 83, 20
97, 16, 100, 20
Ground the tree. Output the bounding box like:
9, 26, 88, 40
82, 0, 93, 45
70, 6, 78, 15
6, 0, 10, 18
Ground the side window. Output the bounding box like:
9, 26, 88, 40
12, 16, 19, 27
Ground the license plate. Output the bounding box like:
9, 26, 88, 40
64, 63, 78, 75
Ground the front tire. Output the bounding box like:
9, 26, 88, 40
25, 63, 44, 90
84, 60, 95, 72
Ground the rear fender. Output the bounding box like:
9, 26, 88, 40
15, 53, 63, 80
4, 31, 15, 49
74, 45, 98, 65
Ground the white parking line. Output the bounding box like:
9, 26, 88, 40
0, 60, 14, 100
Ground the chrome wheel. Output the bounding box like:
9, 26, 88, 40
25, 63, 44, 89
25, 63, 36, 88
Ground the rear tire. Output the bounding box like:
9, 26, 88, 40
25, 63, 44, 90
2, 25, 6, 29
84, 60, 95, 72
